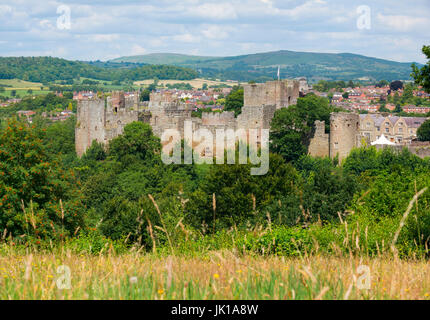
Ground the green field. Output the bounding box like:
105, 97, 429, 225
0, 79, 50, 98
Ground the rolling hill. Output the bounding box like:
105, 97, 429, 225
111, 50, 418, 82
0, 57, 199, 83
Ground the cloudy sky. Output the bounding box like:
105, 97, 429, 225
0, 0, 429, 63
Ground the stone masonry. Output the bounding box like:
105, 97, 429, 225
75, 80, 300, 156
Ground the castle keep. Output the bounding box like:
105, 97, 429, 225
75, 80, 300, 157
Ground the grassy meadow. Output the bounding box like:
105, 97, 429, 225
1, 245, 430, 300
0, 79, 50, 98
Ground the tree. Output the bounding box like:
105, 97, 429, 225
270, 94, 333, 162
411, 45, 430, 93
417, 119, 430, 141
11, 90, 16, 97
375, 80, 388, 88
224, 86, 244, 116
401, 83, 414, 104
390, 80, 403, 91
108, 122, 161, 165
378, 105, 390, 113
342, 92, 349, 99
394, 104, 403, 113
0, 119, 84, 239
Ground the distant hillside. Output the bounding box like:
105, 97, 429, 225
111, 50, 418, 82
112, 53, 216, 65
0, 57, 199, 83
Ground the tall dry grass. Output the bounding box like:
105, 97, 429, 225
0, 246, 429, 300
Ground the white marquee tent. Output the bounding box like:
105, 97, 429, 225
371, 134, 396, 146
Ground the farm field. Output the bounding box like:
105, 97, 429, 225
1, 249, 430, 300
0, 79, 50, 98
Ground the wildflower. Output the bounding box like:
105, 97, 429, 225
213, 273, 220, 279
425, 293, 429, 298
158, 289, 164, 295
129, 276, 138, 284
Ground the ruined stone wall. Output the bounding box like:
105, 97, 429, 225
76, 80, 300, 156
308, 120, 329, 158
104, 94, 139, 141
75, 99, 106, 157
75, 93, 140, 156
148, 95, 192, 137
329, 112, 360, 161
407, 142, 430, 159
237, 105, 276, 130
201, 111, 235, 127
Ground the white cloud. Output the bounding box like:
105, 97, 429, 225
88, 34, 121, 42
0, 0, 428, 63
187, 3, 237, 20
173, 33, 200, 43
131, 44, 146, 55
377, 14, 430, 32
201, 25, 230, 40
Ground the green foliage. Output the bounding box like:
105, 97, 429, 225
411, 45, 430, 93
186, 153, 299, 230
0, 119, 84, 239
237, 226, 312, 256
108, 122, 161, 165
0, 57, 198, 83
66, 230, 128, 254
270, 94, 333, 162
417, 119, 430, 141
224, 86, 244, 116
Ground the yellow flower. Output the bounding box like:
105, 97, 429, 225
158, 289, 164, 295
236, 269, 242, 273
213, 273, 220, 279
424, 293, 429, 298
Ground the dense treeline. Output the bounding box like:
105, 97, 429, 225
0, 57, 199, 83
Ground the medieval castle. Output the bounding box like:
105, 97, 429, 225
75, 79, 430, 160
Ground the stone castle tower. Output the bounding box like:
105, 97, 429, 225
329, 113, 360, 160
75, 92, 140, 156
75, 80, 300, 157
243, 80, 299, 110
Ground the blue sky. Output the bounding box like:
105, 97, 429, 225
0, 0, 429, 63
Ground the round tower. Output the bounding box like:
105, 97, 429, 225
329, 112, 360, 161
